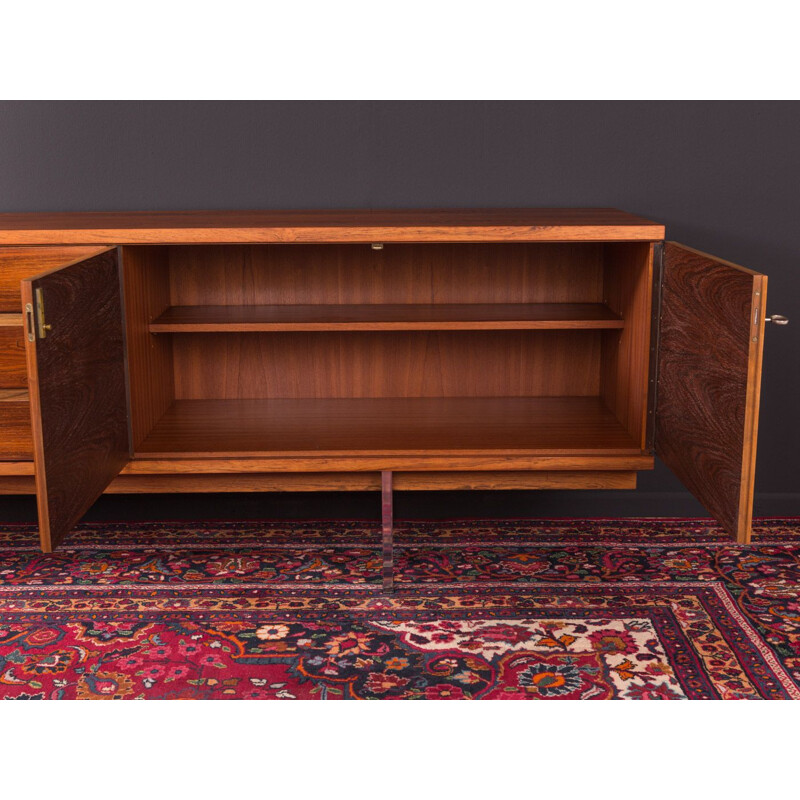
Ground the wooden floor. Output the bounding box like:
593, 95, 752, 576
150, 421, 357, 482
134, 396, 642, 458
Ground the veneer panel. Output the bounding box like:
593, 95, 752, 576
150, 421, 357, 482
0, 469, 638, 494
0, 389, 32, 459
172, 330, 602, 400
0, 246, 106, 310
167, 243, 605, 306
600, 242, 654, 448
120, 246, 174, 448
0, 208, 665, 244
0, 324, 27, 388
22, 248, 129, 551
135, 396, 643, 458
122, 455, 655, 473
655, 242, 766, 543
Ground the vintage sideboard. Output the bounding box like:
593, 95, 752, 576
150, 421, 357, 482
0, 210, 788, 587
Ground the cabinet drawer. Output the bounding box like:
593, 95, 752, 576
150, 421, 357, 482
0, 323, 27, 388
0, 263, 32, 312
0, 246, 104, 311
0, 389, 32, 459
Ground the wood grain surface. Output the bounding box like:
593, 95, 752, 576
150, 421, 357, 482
120, 246, 174, 448
0, 246, 107, 311
0, 470, 638, 494
166, 243, 606, 305
106, 472, 386, 493
164, 243, 610, 399
391, 470, 637, 490
0, 388, 32, 459
134, 396, 642, 458
137, 455, 655, 473
171, 330, 603, 399
0, 476, 34, 493
22, 248, 130, 551
150, 302, 624, 332
655, 242, 766, 543
0, 453, 654, 479
0, 208, 665, 244
600, 242, 654, 448
0, 452, 655, 475
0, 460, 35, 475
0, 322, 27, 388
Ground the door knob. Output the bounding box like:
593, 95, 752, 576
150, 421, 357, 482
765, 314, 789, 325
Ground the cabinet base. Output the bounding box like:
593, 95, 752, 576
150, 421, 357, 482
0, 470, 637, 494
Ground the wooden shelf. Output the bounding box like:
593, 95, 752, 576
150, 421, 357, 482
149, 303, 624, 332
135, 396, 642, 458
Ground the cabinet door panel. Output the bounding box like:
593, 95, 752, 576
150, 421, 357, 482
656, 242, 766, 543
22, 247, 130, 551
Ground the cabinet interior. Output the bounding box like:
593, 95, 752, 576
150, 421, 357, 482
121, 242, 654, 458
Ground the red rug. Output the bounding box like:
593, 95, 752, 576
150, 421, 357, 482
0, 519, 799, 699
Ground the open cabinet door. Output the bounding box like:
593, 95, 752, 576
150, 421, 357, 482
21, 248, 130, 551
655, 242, 766, 543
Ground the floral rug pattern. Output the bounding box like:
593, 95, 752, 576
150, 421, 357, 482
0, 518, 799, 699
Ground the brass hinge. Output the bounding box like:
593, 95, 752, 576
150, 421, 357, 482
24, 303, 35, 342
34, 287, 52, 339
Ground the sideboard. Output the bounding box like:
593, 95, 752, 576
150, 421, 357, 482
0, 210, 787, 586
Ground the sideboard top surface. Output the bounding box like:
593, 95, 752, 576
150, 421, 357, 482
0, 208, 665, 244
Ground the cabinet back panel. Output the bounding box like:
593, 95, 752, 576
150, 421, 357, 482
167, 243, 604, 306
172, 330, 601, 399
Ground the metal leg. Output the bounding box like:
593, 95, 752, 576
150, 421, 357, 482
381, 470, 393, 593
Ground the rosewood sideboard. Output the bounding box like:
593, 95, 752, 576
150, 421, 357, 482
0, 210, 787, 585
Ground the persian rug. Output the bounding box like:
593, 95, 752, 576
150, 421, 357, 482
0, 518, 799, 700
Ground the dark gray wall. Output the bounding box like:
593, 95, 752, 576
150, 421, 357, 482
0, 101, 797, 520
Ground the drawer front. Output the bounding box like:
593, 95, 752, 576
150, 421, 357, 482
0, 325, 27, 388
0, 246, 104, 311
0, 390, 32, 459
0, 261, 34, 312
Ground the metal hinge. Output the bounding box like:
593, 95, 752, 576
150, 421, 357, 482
24, 303, 35, 342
